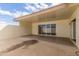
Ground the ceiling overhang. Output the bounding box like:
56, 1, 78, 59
16, 3, 79, 23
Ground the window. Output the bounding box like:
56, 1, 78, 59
38, 24, 56, 35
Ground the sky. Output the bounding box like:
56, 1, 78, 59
0, 3, 60, 25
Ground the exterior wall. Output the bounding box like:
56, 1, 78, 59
0, 25, 29, 40
69, 6, 79, 48
32, 20, 70, 38
0, 21, 32, 40
19, 21, 32, 35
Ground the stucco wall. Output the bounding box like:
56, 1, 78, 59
69, 6, 79, 48
19, 21, 32, 35
32, 20, 70, 38
73, 7, 79, 48
0, 21, 32, 40
0, 25, 27, 40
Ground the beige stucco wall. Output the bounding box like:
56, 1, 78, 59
0, 21, 32, 40
0, 25, 28, 40
32, 20, 70, 38
68, 6, 79, 48
19, 21, 32, 35
73, 7, 79, 48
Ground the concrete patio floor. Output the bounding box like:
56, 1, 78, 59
0, 35, 78, 56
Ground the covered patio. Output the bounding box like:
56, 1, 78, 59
16, 3, 79, 48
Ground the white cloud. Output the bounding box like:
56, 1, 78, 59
0, 18, 19, 25
29, 6, 37, 11
13, 11, 30, 17
25, 3, 44, 12
39, 3, 49, 9
25, 5, 38, 12
0, 8, 12, 16
0, 8, 30, 18
24, 3, 55, 12
34, 3, 41, 9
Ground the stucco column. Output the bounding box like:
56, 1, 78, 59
76, 7, 79, 48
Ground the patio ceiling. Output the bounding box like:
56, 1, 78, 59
16, 3, 79, 23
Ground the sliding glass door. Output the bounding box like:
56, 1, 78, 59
38, 24, 56, 35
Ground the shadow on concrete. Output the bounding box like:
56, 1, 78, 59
0, 40, 38, 54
